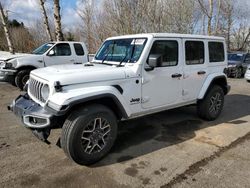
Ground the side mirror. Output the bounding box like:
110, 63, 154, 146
145, 54, 162, 71
48, 49, 55, 56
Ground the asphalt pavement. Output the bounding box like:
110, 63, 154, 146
0, 78, 250, 188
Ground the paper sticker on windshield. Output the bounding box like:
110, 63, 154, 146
237, 54, 243, 56
47, 44, 53, 47
131, 39, 146, 45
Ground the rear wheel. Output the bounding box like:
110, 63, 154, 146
197, 85, 224, 121
235, 67, 242, 78
61, 104, 117, 165
15, 69, 31, 90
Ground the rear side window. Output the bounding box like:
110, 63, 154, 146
149, 40, 178, 67
185, 41, 204, 65
54, 43, 71, 56
209, 42, 225, 62
74, 43, 85, 56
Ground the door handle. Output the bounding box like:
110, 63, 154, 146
171, 73, 182, 78
197, 71, 206, 75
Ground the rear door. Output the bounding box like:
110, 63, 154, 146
43, 43, 74, 66
141, 38, 183, 109
182, 39, 207, 101
73, 43, 87, 63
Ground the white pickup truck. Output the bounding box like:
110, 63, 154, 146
0, 41, 88, 89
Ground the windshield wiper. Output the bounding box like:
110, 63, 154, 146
117, 50, 129, 67
117, 40, 136, 67
101, 41, 115, 64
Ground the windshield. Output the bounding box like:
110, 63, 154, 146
32, 43, 54, 55
95, 38, 147, 63
228, 53, 244, 62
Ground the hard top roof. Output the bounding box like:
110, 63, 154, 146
107, 33, 225, 41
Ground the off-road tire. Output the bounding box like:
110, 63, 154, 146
197, 85, 224, 121
61, 104, 117, 165
15, 69, 31, 90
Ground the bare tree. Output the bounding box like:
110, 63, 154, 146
39, 0, 53, 41
53, 0, 64, 41
197, 0, 214, 35
10, 27, 36, 53
0, 2, 14, 53
237, 28, 250, 51
74, 0, 198, 52
214, 0, 221, 34
166, 0, 198, 34
77, 0, 97, 53
221, 0, 234, 49
29, 18, 50, 47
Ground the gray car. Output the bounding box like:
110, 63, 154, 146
227, 52, 250, 78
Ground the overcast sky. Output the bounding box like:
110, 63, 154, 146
2, 0, 250, 31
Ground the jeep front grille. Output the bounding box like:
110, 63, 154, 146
29, 77, 46, 103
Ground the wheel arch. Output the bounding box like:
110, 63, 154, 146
198, 75, 229, 100
16, 65, 37, 72
52, 94, 129, 121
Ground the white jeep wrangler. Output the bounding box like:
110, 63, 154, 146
0, 41, 88, 89
9, 33, 230, 165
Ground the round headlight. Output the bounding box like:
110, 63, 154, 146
41, 84, 50, 101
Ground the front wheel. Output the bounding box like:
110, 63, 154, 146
61, 104, 117, 165
197, 85, 224, 121
15, 69, 31, 90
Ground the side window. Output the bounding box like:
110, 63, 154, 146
149, 40, 178, 67
244, 54, 250, 64
209, 42, 225, 62
54, 43, 71, 56
74, 43, 85, 56
185, 41, 204, 65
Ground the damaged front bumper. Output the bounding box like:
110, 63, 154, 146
0, 67, 17, 80
8, 94, 62, 142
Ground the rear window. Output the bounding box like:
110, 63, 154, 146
74, 43, 85, 56
185, 41, 204, 65
209, 42, 225, 62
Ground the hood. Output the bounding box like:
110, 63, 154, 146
0, 51, 30, 61
31, 63, 127, 85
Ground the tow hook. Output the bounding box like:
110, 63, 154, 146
32, 129, 51, 144
7, 104, 13, 111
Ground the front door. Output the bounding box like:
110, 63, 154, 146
43, 43, 74, 66
142, 38, 183, 109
